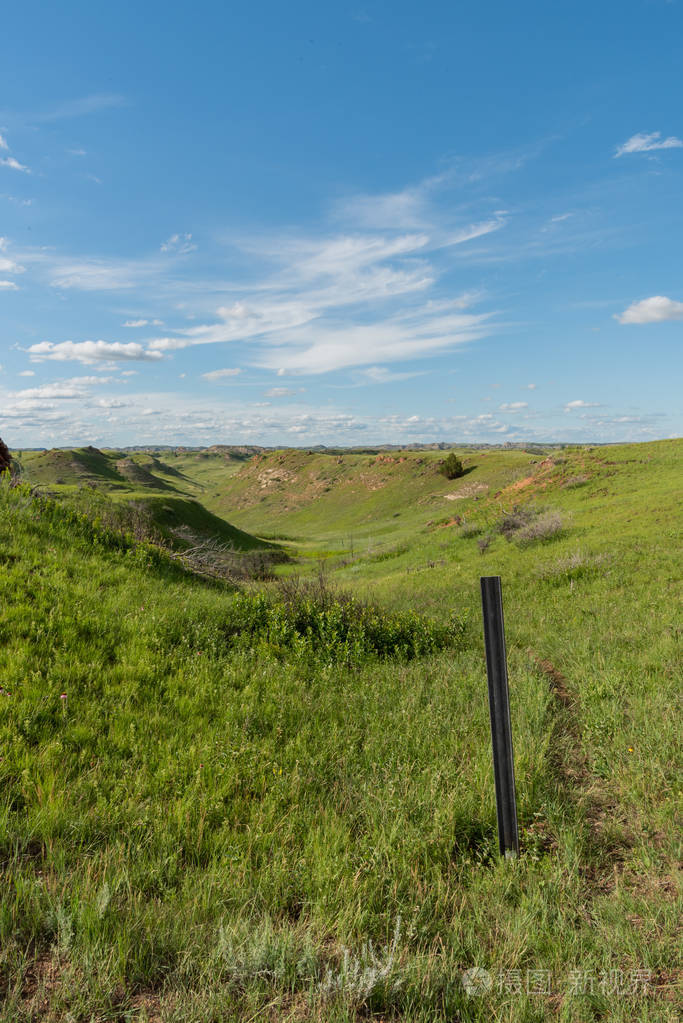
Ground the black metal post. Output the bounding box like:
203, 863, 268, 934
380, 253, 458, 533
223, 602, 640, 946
480, 576, 519, 858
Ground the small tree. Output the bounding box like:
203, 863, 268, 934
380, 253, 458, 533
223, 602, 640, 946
0, 437, 11, 475
439, 452, 464, 480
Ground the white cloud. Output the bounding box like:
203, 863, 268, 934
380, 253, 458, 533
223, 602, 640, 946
18, 370, 35, 377
147, 221, 497, 374
265, 387, 297, 397
0, 241, 26, 274
0, 280, 18, 290
615, 295, 683, 324
357, 366, 426, 384
26, 340, 163, 364
201, 367, 242, 381
337, 186, 431, 230
0, 134, 8, 150
66, 375, 116, 386
0, 156, 30, 173
499, 401, 528, 412
9, 168, 510, 385
93, 398, 130, 409
14, 384, 86, 400
49, 260, 140, 291
524, 383, 537, 390
615, 132, 683, 158
256, 300, 492, 375
160, 233, 197, 254
564, 399, 601, 411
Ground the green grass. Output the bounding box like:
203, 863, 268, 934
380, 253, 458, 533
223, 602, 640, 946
0, 441, 681, 1021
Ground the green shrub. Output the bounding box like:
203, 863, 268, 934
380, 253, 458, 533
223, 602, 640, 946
439, 453, 465, 480
223, 578, 467, 665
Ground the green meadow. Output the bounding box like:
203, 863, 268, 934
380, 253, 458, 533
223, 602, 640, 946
1, 439, 680, 1021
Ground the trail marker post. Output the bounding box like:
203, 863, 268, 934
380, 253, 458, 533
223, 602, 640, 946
480, 576, 519, 858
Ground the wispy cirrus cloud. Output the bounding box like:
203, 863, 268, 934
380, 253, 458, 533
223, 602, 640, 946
614, 131, 683, 158
356, 366, 428, 384
32, 93, 126, 122
10, 168, 509, 380
615, 295, 683, 324
160, 233, 196, 254
48, 258, 149, 291
146, 207, 503, 374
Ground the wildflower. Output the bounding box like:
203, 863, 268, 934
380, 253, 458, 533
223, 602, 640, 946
60, 693, 67, 700
628, 747, 634, 753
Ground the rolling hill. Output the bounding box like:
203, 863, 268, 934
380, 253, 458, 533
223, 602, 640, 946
1, 438, 680, 1020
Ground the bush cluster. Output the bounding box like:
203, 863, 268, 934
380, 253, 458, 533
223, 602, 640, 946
496, 505, 565, 546
224, 579, 467, 664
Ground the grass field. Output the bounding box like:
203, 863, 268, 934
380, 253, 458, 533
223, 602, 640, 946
1, 440, 681, 1021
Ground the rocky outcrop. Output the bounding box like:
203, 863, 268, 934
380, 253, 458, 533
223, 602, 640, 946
0, 437, 11, 474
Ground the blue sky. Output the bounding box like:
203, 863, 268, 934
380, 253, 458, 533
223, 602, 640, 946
1, 0, 681, 447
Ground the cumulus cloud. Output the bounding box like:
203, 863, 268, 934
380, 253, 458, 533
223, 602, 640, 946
0, 280, 18, 290
201, 367, 242, 381
564, 399, 601, 412
93, 398, 130, 409
615, 295, 683, 324
26, 340, 163, 364
14, 384, 86, 400
18, 370, 35, 377
0, 156, 30, 173
123, 318, 163, 328
615, 132, 683, 158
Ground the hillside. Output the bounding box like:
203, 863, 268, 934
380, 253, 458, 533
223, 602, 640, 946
0, 441, 680, 1020
15, 446, 270, 556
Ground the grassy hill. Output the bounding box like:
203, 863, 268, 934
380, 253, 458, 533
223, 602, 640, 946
15, 446, 271, 556
0, 441, 680, 1021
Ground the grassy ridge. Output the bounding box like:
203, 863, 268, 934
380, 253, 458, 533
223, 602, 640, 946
0, 442, 681, 1021
14, 446, 270, 554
